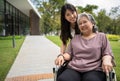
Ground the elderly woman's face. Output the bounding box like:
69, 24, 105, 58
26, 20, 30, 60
78, 16, 94, 34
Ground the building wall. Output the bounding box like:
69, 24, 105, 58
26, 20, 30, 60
30, 9, 40, 35
0, 0, 40, 36
0, 0, 30, 36
0, 0, 5, 36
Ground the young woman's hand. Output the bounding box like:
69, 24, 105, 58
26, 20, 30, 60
55, 55, 65, 66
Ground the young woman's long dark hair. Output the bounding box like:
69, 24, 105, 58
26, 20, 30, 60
60, 3, 80, 45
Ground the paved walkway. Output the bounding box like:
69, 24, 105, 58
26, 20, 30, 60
5, 36, 59, 81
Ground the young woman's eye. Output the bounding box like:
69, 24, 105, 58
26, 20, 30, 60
66, 13, 70, 16
72, 12, 74, 14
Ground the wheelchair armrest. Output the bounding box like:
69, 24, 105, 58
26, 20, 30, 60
53, 61, 69, 81
106, 69, 117, 81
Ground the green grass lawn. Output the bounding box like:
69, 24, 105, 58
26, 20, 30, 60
46, 35, 120, 81
0, 36, 25, 81
110, 41, 120, 80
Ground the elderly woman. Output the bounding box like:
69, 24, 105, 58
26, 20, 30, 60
55, 12, 115, 81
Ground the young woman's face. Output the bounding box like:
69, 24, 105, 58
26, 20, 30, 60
78, 16, 94, 34
65, 9, 77, 24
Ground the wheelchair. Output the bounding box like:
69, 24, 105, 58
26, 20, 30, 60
53, 64, 117, 81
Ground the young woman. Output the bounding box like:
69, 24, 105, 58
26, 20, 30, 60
60, 3, 80, 54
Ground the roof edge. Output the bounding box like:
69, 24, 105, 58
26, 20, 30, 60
27, 0, 41, 18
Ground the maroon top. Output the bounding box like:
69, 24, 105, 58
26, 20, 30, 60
65, 32, 114, 72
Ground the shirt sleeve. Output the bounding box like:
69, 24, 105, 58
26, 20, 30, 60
101, 33, 113, 56
101, 33, 116, 66
65, 40, 73, 56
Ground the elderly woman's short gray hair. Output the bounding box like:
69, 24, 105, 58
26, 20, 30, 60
77, 12, 98, 32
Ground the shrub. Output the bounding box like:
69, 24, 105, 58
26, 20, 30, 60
107, 34, 120, 41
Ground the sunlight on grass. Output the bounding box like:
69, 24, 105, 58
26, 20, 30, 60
46, 36, 62, 47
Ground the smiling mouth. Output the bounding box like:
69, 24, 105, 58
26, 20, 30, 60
71, 18, 76, 21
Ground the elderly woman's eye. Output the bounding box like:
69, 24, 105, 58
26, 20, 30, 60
83, 21, 88, 24
79, 22, 82, 25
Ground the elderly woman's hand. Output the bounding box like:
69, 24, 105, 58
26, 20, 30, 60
55, 54, 65, 66
102, 55, 113, 75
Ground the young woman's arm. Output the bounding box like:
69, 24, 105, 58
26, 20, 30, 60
60, 43, 67, 54
55, 53, 71, 66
